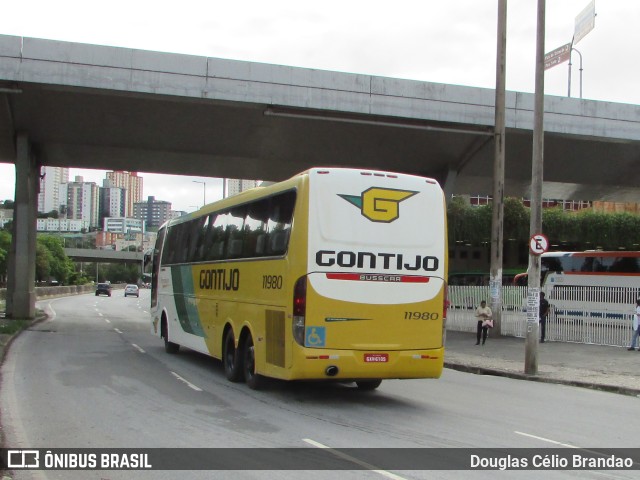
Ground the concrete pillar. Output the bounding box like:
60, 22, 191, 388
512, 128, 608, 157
6, 133, 38, 319
442, 169, 458, 204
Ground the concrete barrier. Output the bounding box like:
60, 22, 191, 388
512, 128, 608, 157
0, 284, 126, 300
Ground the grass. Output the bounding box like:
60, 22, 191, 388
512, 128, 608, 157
0, 319, 29, 335
0, 300, 44, 336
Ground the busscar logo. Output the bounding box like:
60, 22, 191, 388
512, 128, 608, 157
339, 187, 417, 223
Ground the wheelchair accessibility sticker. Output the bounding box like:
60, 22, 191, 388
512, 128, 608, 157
305, 326, 326, 347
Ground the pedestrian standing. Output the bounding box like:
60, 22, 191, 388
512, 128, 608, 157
475, 300, 493, 345
539, 292, 550, 343
627, 298, 640, 351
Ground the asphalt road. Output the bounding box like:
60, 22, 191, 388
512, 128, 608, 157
1, 291, 639, 480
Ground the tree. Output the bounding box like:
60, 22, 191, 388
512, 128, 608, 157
0, 230, 11, 284
448, 197, 640, 252
35, 242, 52, 282
37, 235, 75, 284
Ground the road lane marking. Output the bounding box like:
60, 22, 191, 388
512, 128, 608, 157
170, 371, 203, 392
114, 328, 123, 334
515, 431, 640, 472
514, 431, 579, 448
131, 343, 146, 354
104, 319, 111, 323
97, 312, 103, 317
303, 438, 407, 480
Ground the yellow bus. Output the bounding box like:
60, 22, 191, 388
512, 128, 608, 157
151, 167, 448, 390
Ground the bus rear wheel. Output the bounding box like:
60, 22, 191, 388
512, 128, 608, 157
355, 379, 382, 391
162, 318, 180, 354
243, 334, 266, 390
223, 329, 243, 382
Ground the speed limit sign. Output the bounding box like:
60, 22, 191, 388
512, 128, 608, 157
529, 234, 549, 255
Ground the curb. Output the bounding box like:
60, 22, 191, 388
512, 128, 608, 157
0, 311, 49, 466
444, 361, 640, 397
0, 313, 48, 366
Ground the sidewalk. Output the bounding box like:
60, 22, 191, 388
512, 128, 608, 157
445, 330, 640, 396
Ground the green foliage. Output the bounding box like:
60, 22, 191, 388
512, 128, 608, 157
0, 319, 29, 334
503, 197, 530, 241
448, 198, 640, 251
94, 263, 141, 284
0, 230, 11, 274
36, 235, 75, 284
35, 242, 52, 282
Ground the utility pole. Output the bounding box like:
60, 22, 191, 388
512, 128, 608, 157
490, 0, 507, 335
525, 0, 546, 375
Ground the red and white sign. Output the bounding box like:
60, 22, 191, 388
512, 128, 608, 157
364, 353, 389, 363
529, 234, 549, 255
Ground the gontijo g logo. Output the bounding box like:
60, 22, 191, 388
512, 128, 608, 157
339, 187, 417, 223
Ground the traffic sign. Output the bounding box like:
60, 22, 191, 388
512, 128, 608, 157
529, 234, 549, 255
574, 0, 596, 45
544, 43, 571, 71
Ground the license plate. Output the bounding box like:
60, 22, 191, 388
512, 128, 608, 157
364, 353, 388, 363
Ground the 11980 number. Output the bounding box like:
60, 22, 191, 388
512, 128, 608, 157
404, 311, 439, 320
262, 275, 283, 290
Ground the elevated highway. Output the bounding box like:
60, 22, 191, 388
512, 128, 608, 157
1, 34, 639, 199
63, 248, 143, 263
1, 34, 639, 318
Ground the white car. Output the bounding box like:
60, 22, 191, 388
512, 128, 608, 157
124, 284, 140, 297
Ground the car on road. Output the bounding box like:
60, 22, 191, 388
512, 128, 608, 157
95, 283, 112, 297
124, 284, 140, 298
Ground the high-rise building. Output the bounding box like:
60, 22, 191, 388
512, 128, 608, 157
59, 176, 100, 228
38, 166, 69, 214
99, 179, 127, 227
133, 196, 172, 229
105, 171, 143, 217
226, 179, 260, 198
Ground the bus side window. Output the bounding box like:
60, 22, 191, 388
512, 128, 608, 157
225, 206, 247, 259
266, 191, 295, 256
243, 199, 269, 258
204, 212, 228, 261
162, 225, 179, 265
186, 217, 206, 263
195, 214, 215, 262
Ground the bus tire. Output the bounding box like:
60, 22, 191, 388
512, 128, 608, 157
242, 333, 266, 390
223, 329, 243, 382
162, 317, 180, 354
355, 379, 382, 391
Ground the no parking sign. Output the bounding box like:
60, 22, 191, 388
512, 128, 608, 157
529, 234, 549, 255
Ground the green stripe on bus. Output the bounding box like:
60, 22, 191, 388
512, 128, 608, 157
172, 266, 205, 338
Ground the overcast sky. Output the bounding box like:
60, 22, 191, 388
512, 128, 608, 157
0, 0, 636, 212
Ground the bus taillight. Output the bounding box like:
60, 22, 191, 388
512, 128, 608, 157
293, 275, 307, 346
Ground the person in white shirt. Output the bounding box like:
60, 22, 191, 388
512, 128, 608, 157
627, 299, 640, 351
475, 300, 493, 346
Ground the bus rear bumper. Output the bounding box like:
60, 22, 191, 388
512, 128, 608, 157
287, 347, 445, 381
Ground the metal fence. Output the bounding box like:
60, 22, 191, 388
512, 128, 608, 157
447, 285, 636, 347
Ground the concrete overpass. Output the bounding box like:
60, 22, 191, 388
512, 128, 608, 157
1, 34, 640, 318
63, 248, 144, 263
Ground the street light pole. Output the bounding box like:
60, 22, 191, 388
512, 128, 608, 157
192, 180, 206, 207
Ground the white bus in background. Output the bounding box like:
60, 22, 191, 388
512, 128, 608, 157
516, 251, 640, 319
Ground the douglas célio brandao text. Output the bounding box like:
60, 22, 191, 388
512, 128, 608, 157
470, 453, 635, 470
